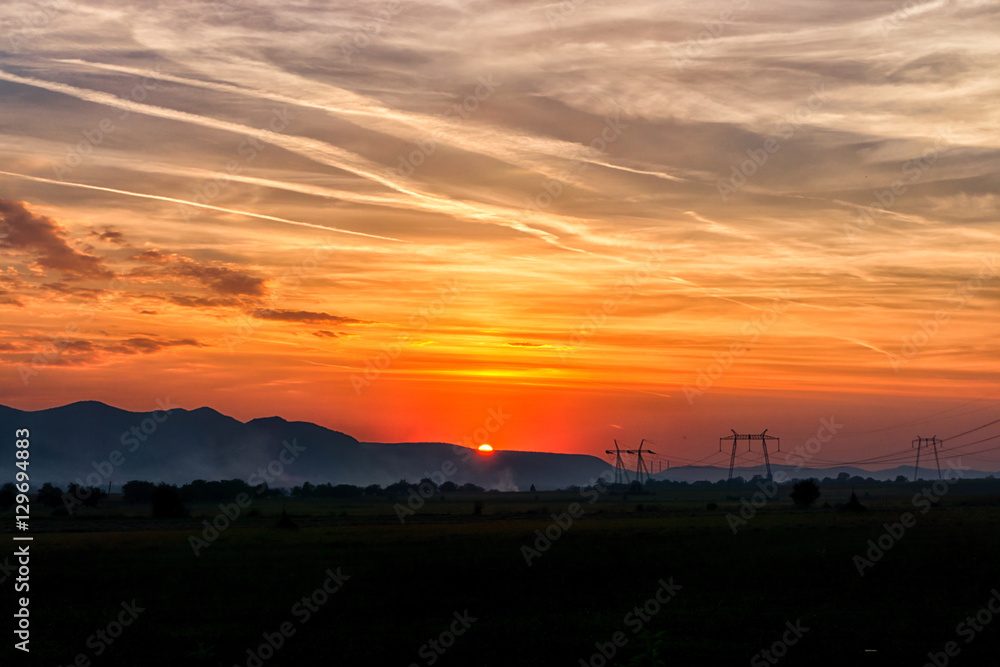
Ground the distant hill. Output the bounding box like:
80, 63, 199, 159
648, 462, 996, 483
1, 401, 992, 491
0, 401, 615, 491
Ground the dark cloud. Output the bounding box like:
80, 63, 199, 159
0, 289, 24, 307
175, 258, 267, 296
312, 330, 342, 338
41, 282, 108, 299
252, 309, 367, 324
130, 249, 175, 263
167, 294, 244, 308
90, 226, 127, 245
101, 337, 202, 355
127, 250, 267, 299
0, 199, 112, 279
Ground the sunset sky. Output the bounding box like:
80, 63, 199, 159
1, 0, 998, 471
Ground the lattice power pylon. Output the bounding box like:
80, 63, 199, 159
605, 439, 631, 485
719, 429, 780, 482
912, 436, 942, 481
626, 439, 656, 484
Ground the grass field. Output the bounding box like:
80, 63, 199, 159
5, 483, 1000, 666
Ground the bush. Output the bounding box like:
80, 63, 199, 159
790, 479, 821, 507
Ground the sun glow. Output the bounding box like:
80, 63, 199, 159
478, 444, 493, 452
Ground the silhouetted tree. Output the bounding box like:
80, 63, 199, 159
459, 483, 484, 493
37, 482, 64, 508
150, 483, 187, 518
439, 481, 458, 493
790, 479, 820, 507
0, 482, 15, 510
894, 475, 909, 483
123, 480, 155, 504
291, 481, 316, 498
363, 484, 383, 496
384, 479, 411, 496
66, 483, 107, 509
530, 484, 536, 492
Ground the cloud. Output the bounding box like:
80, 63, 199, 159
0, 199, 112, 279
130, 249, 174, 264
102, 337, 202, 355
252, 309, 367, 324
166, 294, 244, 308
174, 258, 267, 297
90, 226, 127, 245
128, 252, 267, 298
0, 289, 24, 307
312, 330, 342, 338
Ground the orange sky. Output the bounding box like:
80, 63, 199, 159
1, 0, 998, 470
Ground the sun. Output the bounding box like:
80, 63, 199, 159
477, 444, 493, 452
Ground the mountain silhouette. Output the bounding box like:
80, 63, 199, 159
0, 401, 614, 491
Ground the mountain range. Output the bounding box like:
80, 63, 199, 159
1, 401, 993, 490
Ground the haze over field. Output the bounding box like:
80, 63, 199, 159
0, 1, 998, 466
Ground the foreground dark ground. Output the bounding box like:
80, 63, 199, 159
4, 482, 1000, 666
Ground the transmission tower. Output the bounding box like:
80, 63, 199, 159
626, 439, 656, 484
912, 436, 942, 481
605, 439, 631, 485
719, 429, 780, 482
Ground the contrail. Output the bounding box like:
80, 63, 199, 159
0, 67, 597, 253
0, 170, 405, 243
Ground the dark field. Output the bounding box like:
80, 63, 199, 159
6, 483, 1000, 666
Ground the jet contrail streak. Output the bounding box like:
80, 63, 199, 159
0, 170, 405, 243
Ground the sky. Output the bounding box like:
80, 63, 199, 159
0, 0, 998, 472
